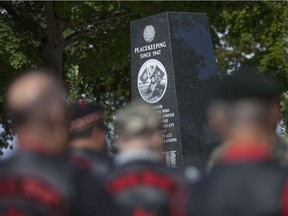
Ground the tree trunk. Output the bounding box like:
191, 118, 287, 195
39, 2, 64, 76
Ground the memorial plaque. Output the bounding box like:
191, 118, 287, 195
131, 12, 219, 167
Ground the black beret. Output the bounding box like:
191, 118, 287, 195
213, 72, 280, 102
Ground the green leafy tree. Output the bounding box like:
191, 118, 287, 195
0, 1, 287, 154
281, 8, 288, 131
216, 2, 287, 81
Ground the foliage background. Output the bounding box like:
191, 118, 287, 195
0, 1, 287, 153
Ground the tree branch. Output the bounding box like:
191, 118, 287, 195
40, 1, 65, 75
76, 2, 122, 30
56, 16, 72, 27
64, 12, 132, 48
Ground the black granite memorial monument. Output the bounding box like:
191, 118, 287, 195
131, 12, 219, 167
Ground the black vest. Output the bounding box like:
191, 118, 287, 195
0, 152, 79, 216
106, 159, 183, 216
189, 160, 288, 216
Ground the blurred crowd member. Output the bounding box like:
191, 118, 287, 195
106, 101, 185, 216
188, 72, 288, 216
0, 68, 118, 216
206, 74, 288, 170
69, 101, 111, 181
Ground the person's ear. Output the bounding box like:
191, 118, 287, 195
50, 103, 66, 124
92, 127, 106, 139
207, 104, 227, 138
91, 127, 99, 138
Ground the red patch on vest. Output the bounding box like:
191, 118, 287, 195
133, 208, 156, 216
0, 176, 69, 216
106, 171, 176, 194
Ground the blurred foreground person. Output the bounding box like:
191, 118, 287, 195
106, 101, 185, 216
188, 72, 288, 216
0, 68, 117, 216
69, 102, 111, 180
206, 75, 288, 170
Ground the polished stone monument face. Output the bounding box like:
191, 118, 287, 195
131, 12, 219, 167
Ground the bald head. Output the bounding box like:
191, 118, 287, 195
6, 69, 68, 124
6, 68, 70, 154
7, 71, 63, 111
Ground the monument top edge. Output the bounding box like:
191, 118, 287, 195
130, 12, 208, 23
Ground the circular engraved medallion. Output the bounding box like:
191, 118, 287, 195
137, 59, 168, 103
143, 25, 155, 43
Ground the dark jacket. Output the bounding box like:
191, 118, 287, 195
189, 144, 288, 216
0, 151, 118, 216
70, 148, 112, 181
106, 151, 185, 216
